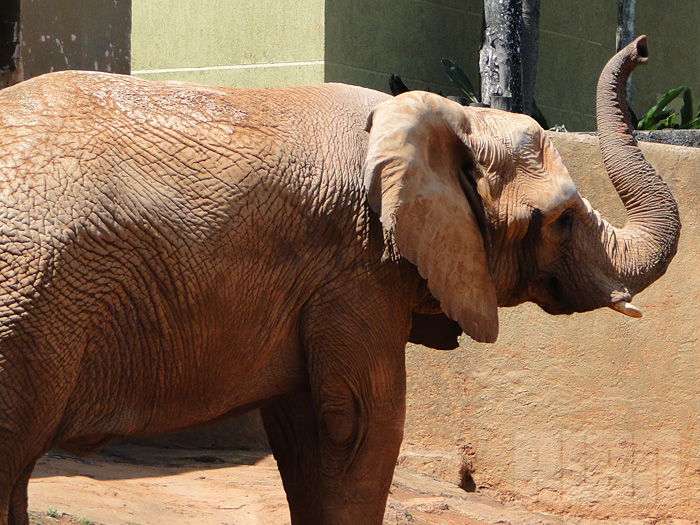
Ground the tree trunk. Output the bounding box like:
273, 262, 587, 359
479, 0, 524, 113
616, 0, 636, 51
521, 0, 541, 116
616, 0, 636, 105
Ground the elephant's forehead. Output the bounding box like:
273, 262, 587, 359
469, 107, 543, 149
503, 123, 580, 213
470, 109, 580, 214
522, 134, 579, 211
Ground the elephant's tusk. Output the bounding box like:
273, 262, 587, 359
610, 301, 643, 318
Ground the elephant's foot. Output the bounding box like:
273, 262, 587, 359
262, 388, 403, 525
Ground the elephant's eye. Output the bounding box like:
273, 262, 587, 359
555, 209, 574, 234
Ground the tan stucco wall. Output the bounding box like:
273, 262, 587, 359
402, 133, 700, 521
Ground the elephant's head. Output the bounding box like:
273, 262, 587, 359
364, 36, 680, 344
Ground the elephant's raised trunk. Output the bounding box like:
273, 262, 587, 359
596, 36, 680, 303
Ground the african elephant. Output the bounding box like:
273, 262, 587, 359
0, 36, 679, 524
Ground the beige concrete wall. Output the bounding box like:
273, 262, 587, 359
131, 0, 325, 87
402, 133, 700, 521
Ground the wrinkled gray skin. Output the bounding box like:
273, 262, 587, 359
0, 37, 680, 525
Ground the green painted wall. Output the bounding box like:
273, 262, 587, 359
535, 1, 617, 131
131, 0, 325, 87
131, 1, 700, 132
131, 0, 480, 97
634, 2, 700, 127
324, 0, 483, 97
536, 1, 700, 131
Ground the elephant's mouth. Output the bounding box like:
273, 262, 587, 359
529, 274, 578, 315
533, 273, 637, 318
542, 275, 571, 312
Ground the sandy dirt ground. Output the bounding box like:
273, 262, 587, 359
27, 443, 667, 525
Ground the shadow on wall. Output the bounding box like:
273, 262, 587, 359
126, 410, 270, 452
0, 0, 21, 87
0, 0, 131, 89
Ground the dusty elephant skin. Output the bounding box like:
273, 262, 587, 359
0, 36, 680, 524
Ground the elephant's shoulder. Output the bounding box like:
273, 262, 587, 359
322, 83, 391, 105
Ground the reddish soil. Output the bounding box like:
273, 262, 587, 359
27, 443, 661, 525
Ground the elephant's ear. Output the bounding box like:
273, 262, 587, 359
364, 92, 498, 343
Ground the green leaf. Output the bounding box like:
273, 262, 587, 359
681, 115, 700, 129
389, 74, 411, 96
638, 109, 673, 130
681, 88, 694, 127
637, 85, 685, 130
441, 58, 479, 104
660, 112, 676, 129
645, 109, 674, 130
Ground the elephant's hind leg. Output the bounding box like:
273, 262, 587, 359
0, 418, 53, 525
0, 342, 80, 525
0, 458, 34, 525
0, 392, 44, 525
7, 463, 34, 525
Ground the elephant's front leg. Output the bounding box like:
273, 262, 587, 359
264, 296, 409, 524
261, 392, 324, 524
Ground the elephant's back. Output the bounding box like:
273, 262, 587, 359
0, 70, 388, 182
0, 70, 389, 140
0, 71, 385, 266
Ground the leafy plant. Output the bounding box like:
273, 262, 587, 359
389, 60, 550, 129
441, 59, 479, 105
45, 508, 60, 518
388, 74, 411, 96
636, 85, 700, 130
78, 518, 95, 525
440, 58, 550, 129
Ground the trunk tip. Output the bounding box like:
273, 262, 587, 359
631, 35, 649, 64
